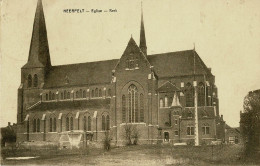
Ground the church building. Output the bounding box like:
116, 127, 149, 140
17, 0, 225, 146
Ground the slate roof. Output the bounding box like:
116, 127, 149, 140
28, 99, 110, 111
43, 50, 212, 88
44, 60, 118, 88
148, 50, 211, 78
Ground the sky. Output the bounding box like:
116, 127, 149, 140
1, 0, 260, 127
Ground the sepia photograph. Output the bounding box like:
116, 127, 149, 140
1, 0, 260, 165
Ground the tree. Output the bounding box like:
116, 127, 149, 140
122, 124, 140, 145
241, 90, 260, 155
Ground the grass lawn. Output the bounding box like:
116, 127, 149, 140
1, 144, 259, 165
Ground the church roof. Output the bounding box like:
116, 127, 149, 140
43, 59, 118, 88
27, 99, 110, 111
148, 50, 212, 78
157, 81, 180, 92
43, 50, 212, 88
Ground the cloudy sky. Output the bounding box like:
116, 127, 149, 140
1, 0, 260, 127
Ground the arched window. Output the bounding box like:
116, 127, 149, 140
53, 118, 56, 132
28, 74, 32, 88
95, 88, 98, 97
102, 115, 105, 131
140, 93, 144, 122
165, 96, 168, 107
46, 94, 48, 101
122, 95, 126, 123
198, 82, 205, 106
70, 117, 73, 131
169, 97, 173, 107
106, 115, 110, 130
186, 83, 194, 107
67, 92, 70, 99
50, 118, 53, 132
33, 119, 36, 132
99, 89, 102, 97
52, 93, 55, 100
108, 89, 112, 97
128, 84, 138, 123
61, 92, 64, 100
80, 89, 82, 98
83, 90, 86, 98
33, 74, 38, 87
66, 117, 69, 131
160, 98, 164, 108
83, 116, 87, 131
64, 90, 67, 99
202, 123, 210, 135
37, 118, 40, 132
88, 116, 91, 131
76, 91, 79, 98
92, 90, 94, 98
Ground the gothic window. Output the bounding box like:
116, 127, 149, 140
128, 84, 138, 123
95, 88, 98, 97
61, 92, 64, 100
122, 95, 126, 123
66, 117, 69, 131
76, 91, 79, 98
52, 93, 55, 100
80, 89, 82, 98
88, 116, 91, 131
49, 91, 52, 100
33, 119, 36, 132
92, 90, 94, 98
140, 93, 144, 122
37, 118, 40, 132
198, 82, 205, 106
187, 126, 194, 135
99, 89, 102, 97
49, 118, 53, 132
102, 115, 105, 131
169, 97, 173, 107
186, 83, 194, 107
106, 115, 110, 130
28, 74, 32, 88
53, 118, 56, 132
160, 98, 164, 108
108, 89, 112, 97
165, 96, 168, 107
83, 90, 86, 98
33, 74, 38, 87
83, 116, 87, 131
70, 117, 73, 131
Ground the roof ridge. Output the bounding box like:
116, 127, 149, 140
148, 49, 193, 56
52, 58, 119, 68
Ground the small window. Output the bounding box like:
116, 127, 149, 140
175, 119, 178, 125
67, 92, 70, 99
49, 118, 53, 132
106, 115, 110, 130
61, 92, 64, 100
187, 126, 194, 135
83, 116, 87, 131
76, 91, 79, 98
70, 117, 73, 131
37, 118, 40, 132
83, 90, 86, 98
66, 117, 69, 131
92, 90, 94, 98
99, 89, 102, 97
53, 118, 56, 132
202, 126, 210, 135
28, 74, 32, 88
80, 89, 82, 98
102, 115, 105, 131
160, 98, 164, 108
33, 74, 38, 87
95, 88, 98, 97
33, 119, 36, 132
64, 90, 67, 99
46, 94, 49, 101
52, 93, 55, 100
174, 130, 179, 136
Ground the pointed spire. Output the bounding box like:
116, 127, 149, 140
139, 2, 147, 56
23, 0, 51, 69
